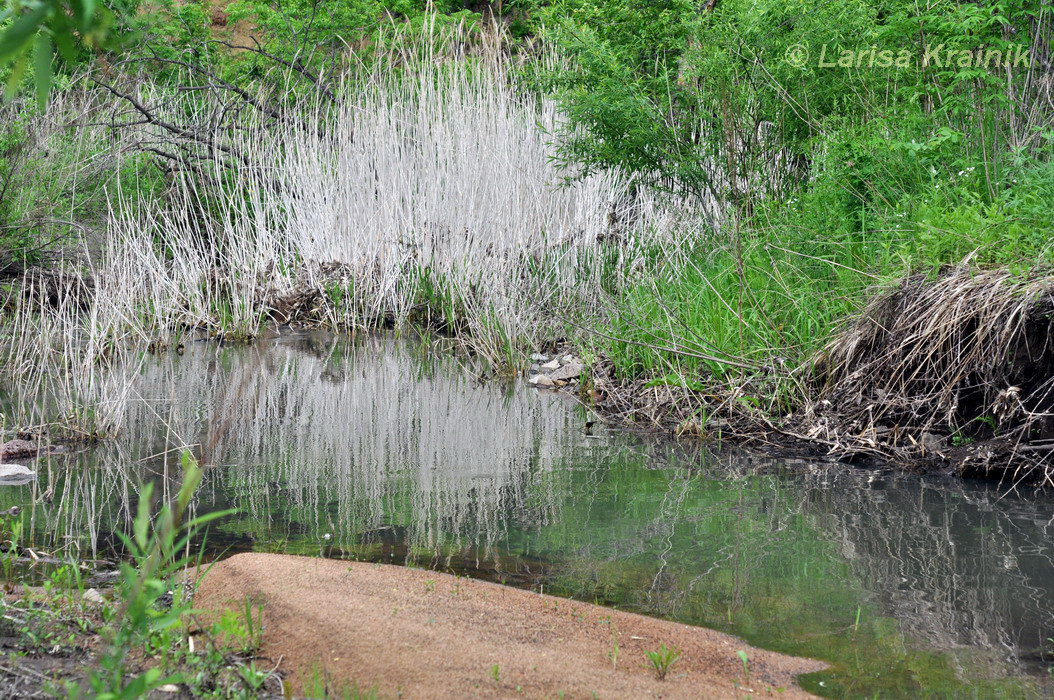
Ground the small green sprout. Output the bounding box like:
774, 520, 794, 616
737, 649, 750, 680
645, 644, 681, 680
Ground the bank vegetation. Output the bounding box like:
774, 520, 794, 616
1, 1, 1053, 483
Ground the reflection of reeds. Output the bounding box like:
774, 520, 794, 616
806, 469, 1054, 661
189, 335, 574, 551
9, 335, 582, 556
539, 454, 1054, 674
2, 336, 1052, 677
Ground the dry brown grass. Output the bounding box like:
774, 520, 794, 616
807, 267, 1054, 483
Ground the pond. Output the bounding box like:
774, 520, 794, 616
2, 332, 1052, 697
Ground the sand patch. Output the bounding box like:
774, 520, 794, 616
195, 553, 825, 698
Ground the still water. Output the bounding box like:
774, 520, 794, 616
3, 332, 1053, 697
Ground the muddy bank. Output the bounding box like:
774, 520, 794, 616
195, 553, 825, 698
530, 269, 1054, 483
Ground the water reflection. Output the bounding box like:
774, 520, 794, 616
1, 333, 1051, 696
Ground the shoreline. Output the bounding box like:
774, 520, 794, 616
4, 308, 1050, 485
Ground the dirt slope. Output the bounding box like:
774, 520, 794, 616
194, 553, 825, 698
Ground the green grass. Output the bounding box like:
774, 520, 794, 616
593, 232, 877, 406
588, 159, 1054, 413
644, 643, 681, 680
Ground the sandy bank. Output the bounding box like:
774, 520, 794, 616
194, 553, 825, 698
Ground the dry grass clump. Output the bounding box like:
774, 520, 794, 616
808, 267, 1054, 483
0, 267, 143, 438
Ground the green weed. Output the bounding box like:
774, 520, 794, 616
304, 665, 379, 699
645, 643, 681, 681
85, 450, 234, 698
214, 594, 264, 656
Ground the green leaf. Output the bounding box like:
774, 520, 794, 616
0, 2, 51, 63
33, 33, 52, 111
177, 452, 202, 511
4, 53, 29, 101
134, 483, 154, 550
644, 373, 706, 391
52, 24, 77, 63
71, 0, 98, 31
